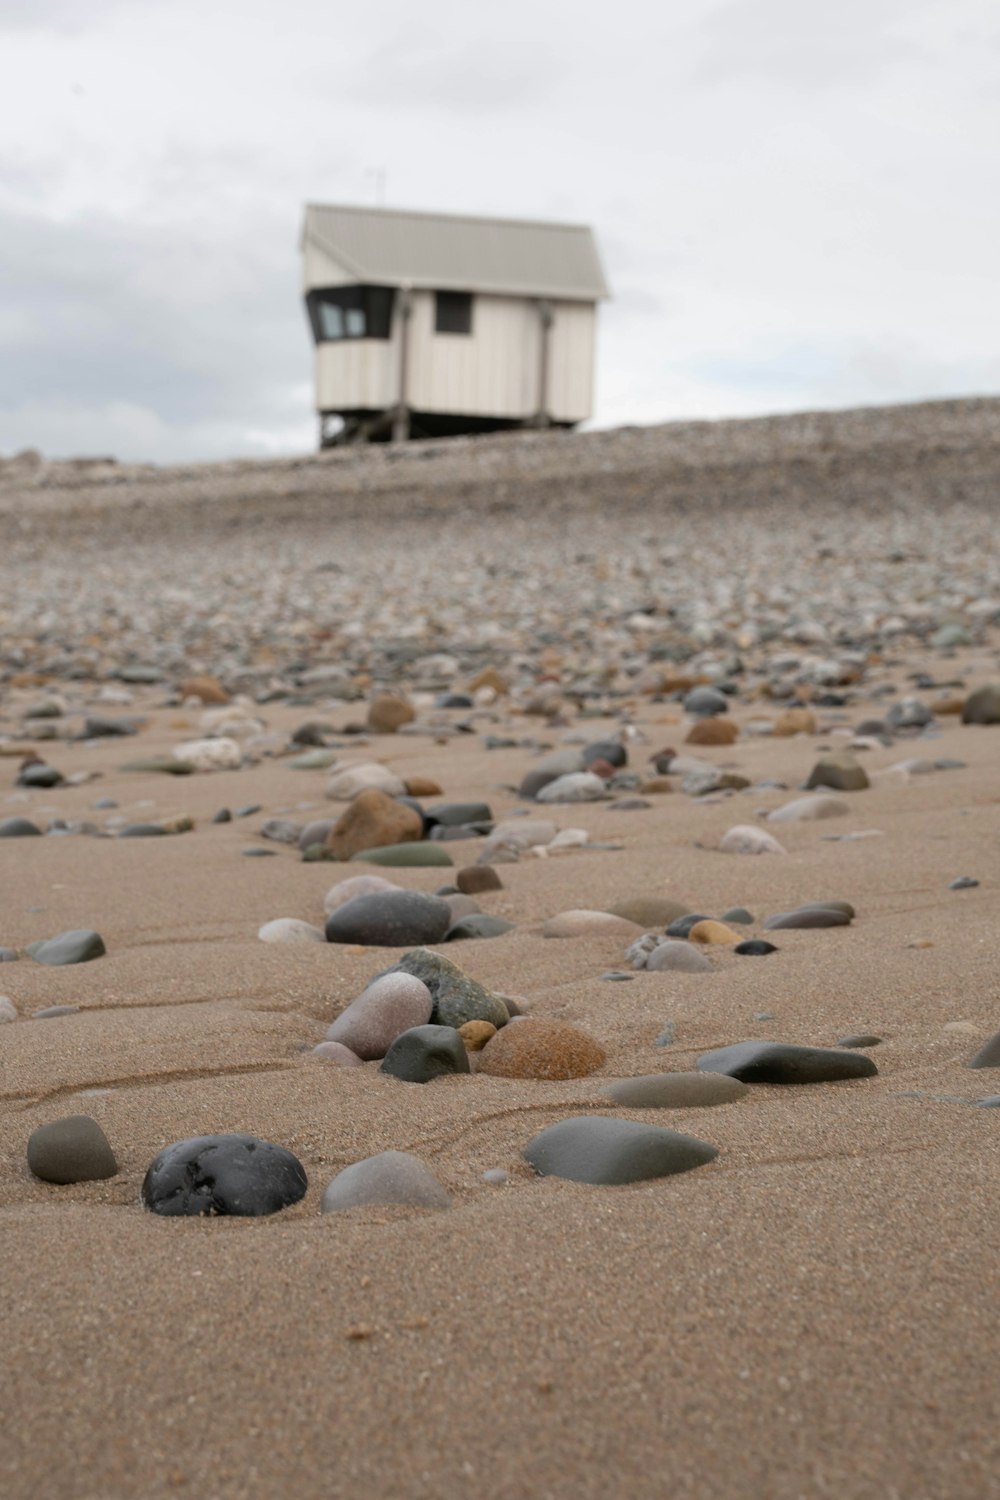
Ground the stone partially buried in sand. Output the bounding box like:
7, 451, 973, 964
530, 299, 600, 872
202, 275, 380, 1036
141, 1134, 308, 1217
961, 684, 1000, 725
351, 842, 454, 867
326, 972, 434, 1059
445, 913, 516, 941
325, 788, 423, 860
762, 904, 853, 930
967, 1029, 1000, 1069
688, 920, 741, 945
456, 864, 503, 894
646, 941, 713, 974
379, 1024, 471, 1082
604, 1072, 749, 1108
325, 763, 407, 801
27, 1116, 118, 1184
543, 910, 645, 940
321, 1151, 451, 1213
325, 890, 452, 947
536, 772, 609, 804
258, 918, 326, 943
478, 1018, 606, 1080
0, 817, 42, 837
805, 753, 870, 792
523, 1116, 718, 1184
26, 929, 106, 966
685, 718, 738, 746
379, 948, 510, 1030
366, 694, 415, 734
698, 1040, 878, 1084
719, 825, 786, 855
768, 795, 849, 823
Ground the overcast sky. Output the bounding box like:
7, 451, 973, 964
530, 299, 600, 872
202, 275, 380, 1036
1, 0, 997, 462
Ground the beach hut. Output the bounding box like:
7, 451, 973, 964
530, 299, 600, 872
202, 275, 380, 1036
301, 204, 610, 446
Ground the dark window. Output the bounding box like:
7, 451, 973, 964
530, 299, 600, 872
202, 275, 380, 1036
435, 290, 473, 335
305, 285, 395, 343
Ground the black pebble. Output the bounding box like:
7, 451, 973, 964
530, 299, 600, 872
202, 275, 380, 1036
142, 1134, 307, 1217
734, 940, 777, 956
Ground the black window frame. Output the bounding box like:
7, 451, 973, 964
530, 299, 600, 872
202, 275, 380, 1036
305, 285, 395, 343
434, 290, 473, 336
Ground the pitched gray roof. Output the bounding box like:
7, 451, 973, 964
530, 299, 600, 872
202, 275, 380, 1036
302, 203, 610, 301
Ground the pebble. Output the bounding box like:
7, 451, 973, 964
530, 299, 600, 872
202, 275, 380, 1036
456, 864, 503, 894
543, 910, 645, 940
172, 736, 243, 771
523, 1116, 718, 1184
805, 753, 870, 792
666, 913, 711, 938
259, 818, 302, 845
535, 772, 609, 803
141, 1134, 308, 1217
478, 1018, 606, 1079
428, 801, 493, 827
961, 683, 1000, 724
719, 825, 786, 855
762, 905, 852, 930
351, 841, 454, 867
17, 763, 64, 788
258, 918, 326, 943
381, 948, 510, 1029
458, 1020, 497, 1050
177, 675, 229, 704
0, 817, 42, 837
768, 795, 849, 822
445, 914, 516, 941
734, 939, 778, 955
948, 876, 980, 890
646, 941, 713, 974
685, 717, 739, 745
379, 1024, 471, 1082
604, 1072, 749, 1108
121, 756, 193, 775
289, 749, 338, 771
720, 907, 754, 924
366, 694, 416, 734
326, 974, 435, 1061
836, 1033, 882, 1048
609, 897, 691, 928
25, 929, 106, 965
211, 808, 232, 822
684, 686, 729, 717
312, 1041, 364, 1065
321, 1151, 450, 1212
27, 1116, 118, 1184
967, 1030, 1000, 1069
698, 1040, 878, 1083
235, 803, 262, 817
325, 763, 407, 801
118, 824, 169, 838
687, 920, 741, 945
324, 891, 452, 947
326, 788, 423, 860
0, 996, 17, 1020
773, 708, 817, 736
323, 874, 400, 915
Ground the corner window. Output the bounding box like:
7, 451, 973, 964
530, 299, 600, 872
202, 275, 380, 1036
306, 285, 395, 343
435, 290, 473, 335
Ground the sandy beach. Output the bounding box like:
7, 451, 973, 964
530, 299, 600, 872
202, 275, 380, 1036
1, 400, 998, 1500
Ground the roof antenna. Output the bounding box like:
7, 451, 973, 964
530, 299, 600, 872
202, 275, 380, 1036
366, 167, 386, 207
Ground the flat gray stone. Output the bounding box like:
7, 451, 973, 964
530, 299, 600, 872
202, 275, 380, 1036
320, 1151, 451, 1212
27, 1116, 118, 1183
523, 1116, 718, 1184
604, 1072, 749, 1108
325, 890, 452, 947
379, 1024, 471, 1083
25, 929, 106, 965
698, 1040, 878, 1084
445, 914, 516, 941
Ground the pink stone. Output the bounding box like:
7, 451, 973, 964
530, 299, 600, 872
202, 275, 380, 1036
325, 973, 433, 1060
313, 1041, 364, 1065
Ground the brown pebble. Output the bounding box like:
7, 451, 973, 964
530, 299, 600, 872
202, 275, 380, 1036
456, 864, 503, 894
459, 1020, 497, 1051
346, 1325, 374, 1340
177, 675, 229, 705
685, 718, 739, 745
405, 776, 443, 797
478, 1018, 606, 1080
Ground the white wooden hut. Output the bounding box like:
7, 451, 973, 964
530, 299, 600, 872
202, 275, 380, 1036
300, 203, 610, 446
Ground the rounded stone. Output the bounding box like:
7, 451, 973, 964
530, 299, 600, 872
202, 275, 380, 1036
379, 948, 510, 1030
427, 801, 493, 827
773, 708, 817, 736
685, 718, 738, 745
683, 687, 729, 718
141, 1134, 308, 1217
720, 907, 754, 924
321, 1150, 450, 1212
535, 772, 609, 804
379, 1025, 471, 1083
582, 740, 627, 769
27, 1116, 118, 1184
687, 920, 741, 945
734, 939, 778, 955
0, 817, 42, 837
523, 1116, 718, 1184
257, 918, 326, 944
608, 897, 691, 928
323, 874, 400, 915
604, 1072, 749, 1108
543, 910, 645, 940
366, 694, 415, 734
967, 1029, 1000, 1069
25, 929, 106, 966
299, 818, 337, 851
446, 914, 516, 941
0, 995, 17, 1020
457, 864, 503, 894
326, 788, 423, 860
178, 675, 229, 704
666, 913, 712, 938
325, 763, 407, 801
312, 1041, 364, 1065
478, 1017, 606, 1080
719, 825, 786, 855
961, 684, 1000, 725
325, 973, 434, 1059
458, 1020, 497, 1050
805, 754, 870, 792
768, 795, 849, 823
698, 1040, 878, 1084
325, 890, 452, 947
646, 941, 713, 974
